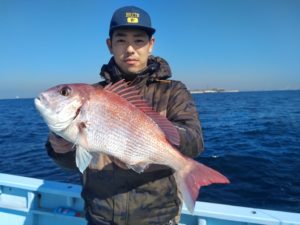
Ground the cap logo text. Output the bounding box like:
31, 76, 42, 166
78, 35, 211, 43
126, 12, 139, 24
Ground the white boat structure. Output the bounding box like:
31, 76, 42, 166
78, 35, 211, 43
1, 173, 299, 225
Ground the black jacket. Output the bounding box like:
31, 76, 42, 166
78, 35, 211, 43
46, 56, 204, 225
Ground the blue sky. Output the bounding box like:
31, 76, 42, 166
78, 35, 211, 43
1, 0, 300, 99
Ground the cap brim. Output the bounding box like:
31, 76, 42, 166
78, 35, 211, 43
110, 25, 155, 37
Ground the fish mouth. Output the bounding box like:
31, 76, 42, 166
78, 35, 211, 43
34, 96, 44, 110
34, 93, 48, 107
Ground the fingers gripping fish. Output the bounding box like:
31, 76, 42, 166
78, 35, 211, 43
35, 80, 230, 212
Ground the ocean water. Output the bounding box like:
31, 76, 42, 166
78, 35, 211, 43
0, 90, 299, 213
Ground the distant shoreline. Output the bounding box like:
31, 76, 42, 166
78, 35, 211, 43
189, 89, 300, 94
0, 89, 299, 100
190, 89, 239, 94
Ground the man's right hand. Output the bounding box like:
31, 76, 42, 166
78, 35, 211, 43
48, 132, 75, 154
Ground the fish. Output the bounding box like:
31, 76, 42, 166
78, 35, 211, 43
34, 80, 229, 212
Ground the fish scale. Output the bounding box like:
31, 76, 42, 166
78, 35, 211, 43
83, 98, 167, 165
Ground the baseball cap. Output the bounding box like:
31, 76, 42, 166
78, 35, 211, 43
109, 6, 156, 37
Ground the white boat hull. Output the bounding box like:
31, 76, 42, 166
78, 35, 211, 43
1, 173, 299, 225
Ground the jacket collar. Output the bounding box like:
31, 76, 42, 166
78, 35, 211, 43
100, 55, 172, 84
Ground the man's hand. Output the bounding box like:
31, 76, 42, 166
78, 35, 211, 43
48, 132, 75, 154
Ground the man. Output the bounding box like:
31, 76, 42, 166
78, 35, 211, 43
46, 6, 204, 225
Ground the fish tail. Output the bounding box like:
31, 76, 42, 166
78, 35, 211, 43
174, 158, 230, 213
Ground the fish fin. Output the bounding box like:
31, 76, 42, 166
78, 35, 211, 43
104, 79, 180, 146
129, 162, 149, 173
174, 158, 230, 213
74, 121, 90, 148
75, 146, 93, 173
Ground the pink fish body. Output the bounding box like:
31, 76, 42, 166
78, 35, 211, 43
35, 80, 229, 212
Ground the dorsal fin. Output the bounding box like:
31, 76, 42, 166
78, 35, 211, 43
104, 79, 180, 146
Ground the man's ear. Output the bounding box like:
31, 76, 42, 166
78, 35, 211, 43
149, 37, 155, 54
106, 38, 113, 54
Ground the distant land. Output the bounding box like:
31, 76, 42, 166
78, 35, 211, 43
190, 88, 240, 94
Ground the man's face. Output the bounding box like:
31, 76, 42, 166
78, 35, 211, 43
107, 28, 155, 74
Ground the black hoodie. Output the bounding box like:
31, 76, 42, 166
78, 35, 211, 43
46, 56, 204, 225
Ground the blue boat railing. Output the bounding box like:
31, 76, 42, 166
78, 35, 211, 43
1, 173, 299, 225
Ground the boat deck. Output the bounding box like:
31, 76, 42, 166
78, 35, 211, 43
1, 173, 299, 225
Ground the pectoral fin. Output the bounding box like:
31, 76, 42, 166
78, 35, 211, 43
75, 146, 93, 173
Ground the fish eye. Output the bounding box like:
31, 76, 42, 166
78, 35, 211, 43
60, 86, 71, 96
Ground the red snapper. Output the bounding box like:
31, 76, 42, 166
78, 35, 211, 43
34, 80, 229, 212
